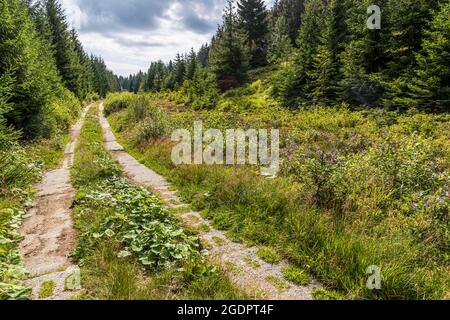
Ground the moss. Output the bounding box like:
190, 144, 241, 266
39, 280, 56, 299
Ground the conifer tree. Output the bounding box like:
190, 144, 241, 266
45, 0, 84, 99
185, 48, 198, 81
339, 0, 388, 107
386, 3, 450, 111
271, 0, 305, 46
174, 53, 186, 87
385, 0, 443, 78
237, 0, 269, 67
267, 15, 292, 64
209, 0, 248, 90
0, 0, 71, 136
272, 0, 326, 107
71, 29, 94, 99
197, 44, 210, 67
309, 0, 349, 105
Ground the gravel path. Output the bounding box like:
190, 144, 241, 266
99, 103, 321, 300
19, 105, 91, 300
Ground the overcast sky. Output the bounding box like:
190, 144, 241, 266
61, 0, 275, 77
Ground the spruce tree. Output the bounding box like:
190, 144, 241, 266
237, 0, 269, 67
197, 44, 210, 67
271, 0, 305, 46
45, 0, 83, 99
0, 0, 69, 137
309, 0, 349, 105
267, 15, 293, 64
339, 0, 388, 107
386, 3, 450, 112
209, 0, 248, 90
272, 0, 326, 107
71, 29, 94, 99
385, 0, 443, 78
185, 48, 198, 81
174, 53, 186, 87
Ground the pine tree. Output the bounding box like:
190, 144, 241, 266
339, 0, 388, 107
385, 3, 450, 112
91, 55, 119, 97
308, 0, 349, 105
0, 0, 73, 137
267, 15, 292, 64
385, 0, 443, 78
271, 0, 305, 46
209, 0, 248, 91
174, 53, 186, 87
162, 60, 177, 90
185, 48, 198, 81
197, 43, 210, 67
272, 0, 326, 107
237, 0, 269, 67
71, 29, 94, 99
45, 0, 84, 99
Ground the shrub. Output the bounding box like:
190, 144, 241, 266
104, 92, 136, 116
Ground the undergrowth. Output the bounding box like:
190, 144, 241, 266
105, 77, 450, 300
71, 104, 244, 300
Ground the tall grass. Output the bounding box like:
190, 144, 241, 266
106, 90, 450, 300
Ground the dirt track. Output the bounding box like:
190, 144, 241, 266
19, 105, 91, 300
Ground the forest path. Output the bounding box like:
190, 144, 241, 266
99, 103, 321, 300
19, 104, 92, 300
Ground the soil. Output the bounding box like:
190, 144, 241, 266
19, 105, 91, 300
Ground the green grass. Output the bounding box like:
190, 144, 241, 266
198, 223, 211, 233
256, 247, 282, 264
187, 214, 200, 223
266, 276, 291, 292
38, 280, 56, 299
243, 257, 261, 270
282, 266, 311, 286
312, 289, 346, 300
26, 134, 70, 170
212, 236, 227, 247
71, 104, 245, 300
105, 87, 450, 300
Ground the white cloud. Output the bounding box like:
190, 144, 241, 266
61, 0, 275, 76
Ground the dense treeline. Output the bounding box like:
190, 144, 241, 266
0, 0, 119, 140
122, 0, 449, 112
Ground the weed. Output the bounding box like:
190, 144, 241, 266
225, 262, 244, 276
